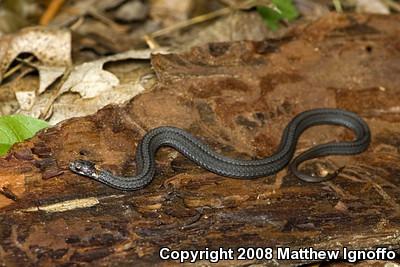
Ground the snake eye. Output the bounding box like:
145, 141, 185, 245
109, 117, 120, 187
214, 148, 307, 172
70, 160, 96, 173
69, 162, 80, 171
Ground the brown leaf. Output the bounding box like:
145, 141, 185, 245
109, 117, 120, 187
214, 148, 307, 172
59, 49, 154, 98
172, 11, 289, 50
0, 27, 71, 83
150, 0, 195, 26
114, 1, 149, 21
356, 0, 390, 14
19, 49, 161, 124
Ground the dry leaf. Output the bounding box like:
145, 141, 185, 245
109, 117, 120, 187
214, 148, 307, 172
150, 0, 195, 26
18, 49, 162, 124
50, 0, 127, 27
59, 49, 154, 99
114, 1, 149, 21
15, 91, 35, 110
356, 0, 390, 14
0, 9, 28, 34
0, 27, 71, 83
0, 76, 34, 116
174, 11, 285, 50
48, 81, 151, 124
37, 66, 66, 94
294, 0, 329, 18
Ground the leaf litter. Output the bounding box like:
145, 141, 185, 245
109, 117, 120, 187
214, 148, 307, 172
19, 49, 162, 124
0, 22, 166, 124
0, 27, 71, 83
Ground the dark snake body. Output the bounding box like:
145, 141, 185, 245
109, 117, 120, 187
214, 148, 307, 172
69, 108, 371, 191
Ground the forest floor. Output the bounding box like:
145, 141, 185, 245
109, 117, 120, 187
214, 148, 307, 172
0, 1, 399, 266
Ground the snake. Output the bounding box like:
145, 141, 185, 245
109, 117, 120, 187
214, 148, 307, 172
69, 108, 371, 191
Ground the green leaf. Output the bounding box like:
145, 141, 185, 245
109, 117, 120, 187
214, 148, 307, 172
257, 6, 282, 31
0, 115, 49, 156
273, 0, 299, 20
257, 0, 299, 31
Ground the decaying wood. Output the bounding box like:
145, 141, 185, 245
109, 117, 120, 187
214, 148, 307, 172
0, 13, 399, 266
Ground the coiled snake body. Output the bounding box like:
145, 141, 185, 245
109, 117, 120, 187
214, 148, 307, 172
69, 108, 371, 191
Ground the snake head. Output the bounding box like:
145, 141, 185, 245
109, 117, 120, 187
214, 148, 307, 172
69, 160, 99, 178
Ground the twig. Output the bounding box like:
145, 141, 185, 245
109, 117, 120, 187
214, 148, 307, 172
3, 56, 35, 80
69, 16, 85, 31
332, 0, 343, 13
145, 0, 271, 43
382, 0, 400, 12
15, 57, 37, 68
40, 0, 66, 25
0, 186, 18, 201
39, 66, 72, 120
149, 7, 232, 38
143, 34, 160, 49
88, 8, 128, 33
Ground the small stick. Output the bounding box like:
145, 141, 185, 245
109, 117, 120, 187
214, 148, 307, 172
88, 8, 127, 33
40, 0, 66, 25
143, 34, 160, 49
149, 7, 232, 38
146, 0, 270, 40
39, 66, 72, 120
382, 0, 400, 12
0, 186, 18, 201
332, 0, 343, 13
3, 56, 35, 80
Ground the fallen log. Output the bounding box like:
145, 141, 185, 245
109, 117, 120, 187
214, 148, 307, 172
0, 13, 399, 266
